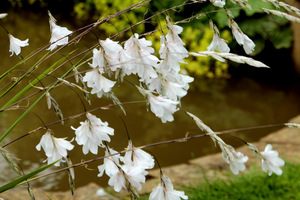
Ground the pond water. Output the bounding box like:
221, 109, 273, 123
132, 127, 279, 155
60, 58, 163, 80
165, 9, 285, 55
0, 10, 300, 191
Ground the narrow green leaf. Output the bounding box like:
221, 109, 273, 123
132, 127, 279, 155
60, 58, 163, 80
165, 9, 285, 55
0, 160, 59, 193
0, 50, 89, 143
0, 52, 50, 98
0, 56, 66, 110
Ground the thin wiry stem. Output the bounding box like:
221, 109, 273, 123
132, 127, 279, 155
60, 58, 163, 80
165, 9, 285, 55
18, 121, 288, 182
1, 101, 146, 148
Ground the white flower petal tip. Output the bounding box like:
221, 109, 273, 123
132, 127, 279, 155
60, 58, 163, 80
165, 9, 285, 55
0, 13, 8, 19
96, 188, 107, 196
210, 0, 226, 8
261, 144, 285, 176
9, 34, 29, 56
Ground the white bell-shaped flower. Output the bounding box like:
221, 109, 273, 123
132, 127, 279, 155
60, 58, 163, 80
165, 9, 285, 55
71, 112, 114, 155
89, 48, 105, 71
47, 11, 72, 51
8, 34, 29, 56
261, 144, 285, 176
83, 68, 116, 98
149, 174, 188, 200
124, 33, 159, 82
123, 140, 155, 170
98, 148, 121, 178
220, 142, 248, 175
158, 35, 188, 73
36, 130, 74, 166
207, 32, 230, 53
140, 88, 179, 123
231, 21, 255, 54
210, 0, 226, 7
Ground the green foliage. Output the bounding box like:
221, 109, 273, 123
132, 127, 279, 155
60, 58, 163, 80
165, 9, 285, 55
209, 0, 293, 55
74, 0, 147, 35
185, 162, 300, 200
239, 15, 293, 51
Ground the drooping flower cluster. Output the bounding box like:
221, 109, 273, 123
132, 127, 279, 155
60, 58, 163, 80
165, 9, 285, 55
82, 38, 125, 98
81, 17, 193, 123
98, 142, 155, 195
36, 130, 74, 166
124, 33, 159, 82
71, 112, 114, 155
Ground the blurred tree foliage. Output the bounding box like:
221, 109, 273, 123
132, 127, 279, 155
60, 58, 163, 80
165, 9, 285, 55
1, 0, 293, 80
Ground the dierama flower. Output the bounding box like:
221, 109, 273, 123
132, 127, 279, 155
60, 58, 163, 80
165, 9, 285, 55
138, 87, 179, 123
123, 140, 155, 170
83, 68, 116, 98
220, 142, 248, 175
231, 21, 255, 54
207, 32, 230, 53
124, 33, 159, 82
47, 11, 72, 51
261, 144, 285, 176
71, 112, 114, 155
98, 148, 121, 178
36, 130, 74, 166
149, 174, 188, 200
210, 0, 226, 7
8, 34, 29, 56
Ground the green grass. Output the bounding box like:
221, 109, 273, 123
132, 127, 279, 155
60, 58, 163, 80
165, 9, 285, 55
185, 162, 300, 200
138, 162, 300, 200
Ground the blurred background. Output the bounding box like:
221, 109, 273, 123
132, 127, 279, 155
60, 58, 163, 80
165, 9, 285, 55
0, 0, 299, 191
